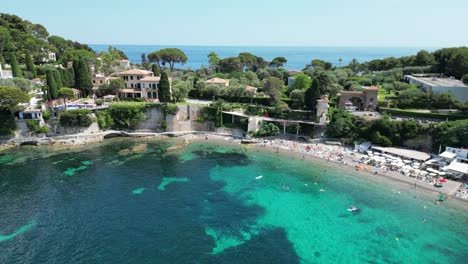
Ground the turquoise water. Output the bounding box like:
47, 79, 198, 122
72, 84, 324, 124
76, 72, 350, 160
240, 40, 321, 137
0, 139, 466, 263
90, 45, 434, 70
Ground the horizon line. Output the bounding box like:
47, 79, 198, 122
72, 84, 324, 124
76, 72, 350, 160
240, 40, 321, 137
87, 43, 448, 49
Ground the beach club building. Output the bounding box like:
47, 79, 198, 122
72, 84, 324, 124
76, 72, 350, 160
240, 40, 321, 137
117, 69, 170, 100
404, 75, 468, 103
439, 147, 468, 178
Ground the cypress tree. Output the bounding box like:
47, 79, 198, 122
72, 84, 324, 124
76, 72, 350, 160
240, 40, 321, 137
9, 52, 21, 77
304, 78, 321, 112
24, 50, 36, 77
152, 63, 161, 76
59, 68, 75, 88
46, 69, 59, 100
72, 60, 80, 88
75, 59, 93, 96
159, 71, 171, 103
0, 54, 5, 69
52, 69, 63, 88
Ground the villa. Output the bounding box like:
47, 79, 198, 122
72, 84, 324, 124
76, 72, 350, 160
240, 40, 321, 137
92, 74, 119, 87
117, 69, 169, 100
204, 77, 230, 87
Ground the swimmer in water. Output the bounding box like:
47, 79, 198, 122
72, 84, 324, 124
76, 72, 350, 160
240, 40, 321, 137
422, 219, 427, 223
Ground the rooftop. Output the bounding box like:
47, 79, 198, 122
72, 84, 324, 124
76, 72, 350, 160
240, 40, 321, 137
445, 159, 468, 174
140, 76, 161, 82
118, 69, 153, 75
364, 86, 379, 90
406, 75, 468, 88
246, 85, 258, 91
205, 78, 229, 84
371, 146, 431, 161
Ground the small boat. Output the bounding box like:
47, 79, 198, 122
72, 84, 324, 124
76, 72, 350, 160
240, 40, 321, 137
347, 206, 359, 212
438, 195, 446, 201
255, 175, 263, 180
318, 189, 326, 192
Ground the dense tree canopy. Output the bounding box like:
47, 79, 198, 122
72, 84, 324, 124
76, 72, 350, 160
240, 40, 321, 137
263, 76, 284, 103
148, 48, 188, 71
269, 57, 287, 68
208, 52, 220, 71
0, 86, 29, 113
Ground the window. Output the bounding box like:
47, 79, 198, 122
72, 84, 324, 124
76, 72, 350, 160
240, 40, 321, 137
100, 80, 103, 84
130, 76, 133, 80
370, 98, 374, 102
93, 80, 96, 83
131, 83, 134, 88
147, 92, 152, 98
142, 83, 145, 88
153, 92, 157, 99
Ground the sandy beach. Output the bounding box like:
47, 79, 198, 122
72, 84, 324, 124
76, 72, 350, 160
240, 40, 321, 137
181, 133, 466, 204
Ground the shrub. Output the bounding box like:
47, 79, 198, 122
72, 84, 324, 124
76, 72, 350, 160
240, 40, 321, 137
59, 109, 93, 127
463, 74, 468, 85
26, 119, 48, 133
163, 104, 179, 115
95, 110, 114, 129
380, 107, 468, 121
108, 103, 146, 129
255, 122, 280, 137
42, 110, 51, 121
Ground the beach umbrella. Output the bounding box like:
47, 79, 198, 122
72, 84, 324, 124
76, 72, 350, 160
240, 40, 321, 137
429, 173, 437, 177
439, 178, 447, 183
438, 171, 446, 176
367, 151, 373, 154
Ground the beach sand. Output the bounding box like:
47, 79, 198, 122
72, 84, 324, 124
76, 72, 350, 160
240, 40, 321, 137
182, 133, 465, 204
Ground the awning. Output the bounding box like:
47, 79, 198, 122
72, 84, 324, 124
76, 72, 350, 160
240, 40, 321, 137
439, 151, 456, 159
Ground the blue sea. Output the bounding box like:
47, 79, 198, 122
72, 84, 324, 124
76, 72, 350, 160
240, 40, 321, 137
0, 138, 467, 263
90, 45, 437, 70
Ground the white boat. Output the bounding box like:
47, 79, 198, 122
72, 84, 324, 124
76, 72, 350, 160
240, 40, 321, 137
347, 206, 359, 212
255, 175, 263, 180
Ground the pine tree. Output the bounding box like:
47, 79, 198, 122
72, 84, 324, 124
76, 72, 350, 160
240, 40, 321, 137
75, 59, 92, 96
152, 63, 161, 76
24, 50, 36, 77
159, 71, 171, 103
9, 52, 21, 77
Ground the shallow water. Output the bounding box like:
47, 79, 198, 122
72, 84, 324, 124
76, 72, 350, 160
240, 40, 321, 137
0, 139, 467, 264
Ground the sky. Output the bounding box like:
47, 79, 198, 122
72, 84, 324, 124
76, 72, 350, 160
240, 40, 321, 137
2, 0, 467, 47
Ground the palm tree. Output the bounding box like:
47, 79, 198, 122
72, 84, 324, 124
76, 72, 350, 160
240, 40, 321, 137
213, 99, 225, 127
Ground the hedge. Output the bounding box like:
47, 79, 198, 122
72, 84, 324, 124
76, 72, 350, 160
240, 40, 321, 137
379, 107, 468, 121
59, 109, 93, 127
